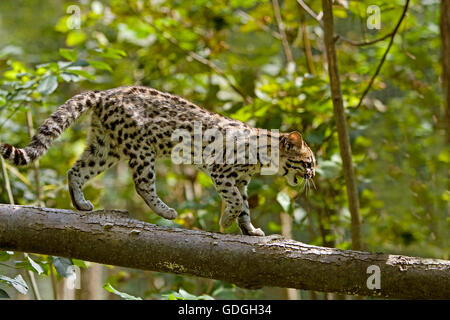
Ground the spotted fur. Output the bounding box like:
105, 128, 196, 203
0, 86, 315, 236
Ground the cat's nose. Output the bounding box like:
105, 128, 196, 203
306, 168, 315, 179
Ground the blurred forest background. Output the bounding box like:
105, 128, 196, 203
0, 0, 448, 300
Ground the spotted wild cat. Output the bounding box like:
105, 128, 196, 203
0, 86, 316, 236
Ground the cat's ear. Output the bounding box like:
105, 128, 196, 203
282, 131, 304, 151
287, 131, 304, 148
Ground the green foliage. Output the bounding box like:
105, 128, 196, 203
0, 0, 448, 300
104, 283, 142, 300
161, 288, 214, 300
0, 274, 28, 295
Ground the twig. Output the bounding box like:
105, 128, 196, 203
338, 32, 394, 47
296, 0, 323, 26
354, 0, 410, 109
127, 0, 253, 104
296, 0, 403, 47
0, 157, 14, 204
236, 10, 282, 40
272, 0, 294, 65
0, 156, 42, 300
26, 111, 44, 206
300, 15, 316, 75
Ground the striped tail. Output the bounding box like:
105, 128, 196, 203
0, 90, 101, 166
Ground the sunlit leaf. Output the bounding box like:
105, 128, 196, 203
59, 48, 78, 62
52, 257, 74, 278
103, 283, 142, 300
27, 256, 44, 275
276, 191, 291, 212
88, 60, 112, 72
65, 69, 95, 81
0, 275, 28, 295
36, 75, 58, 95
66, 30, 86, 46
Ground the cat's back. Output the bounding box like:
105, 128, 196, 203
98, 85, 250, 132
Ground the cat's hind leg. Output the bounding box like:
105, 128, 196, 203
68, 125, 119, 210
129, 154, 177, 220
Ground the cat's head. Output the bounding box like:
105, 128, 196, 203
279, 131, 316, 187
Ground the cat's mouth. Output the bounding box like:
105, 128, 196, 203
294, 170, 314, 184
294, 172, 317, 191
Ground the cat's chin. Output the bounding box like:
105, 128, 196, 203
287, 175, 298, 187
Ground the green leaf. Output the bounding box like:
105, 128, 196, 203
161, 289, 214, 300
88, 60, 112, 72
0, 288, 10, 299
59, 48, 78, 62
276, 191, 291, 212
0, 251, 13, 262
64, 60, 90, 68
0, 275, 28, 295
94, 48, 127, 59
315, 160, 341, 179
27, 256, 44, 275
103, 283, 142, 300
65, 69, 96, 81
60, 72, 82, 82
72, 259, 87, 268
66, 30, 86, 46
52, 257, 74, 278
36, 75, 58, 95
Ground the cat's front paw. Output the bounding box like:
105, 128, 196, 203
247, 228, 265, 237
161, 208, 178, 220
75, 200, 94, 211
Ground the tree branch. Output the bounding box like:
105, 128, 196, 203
0, 204, 449, 299
337, 32, 394, 47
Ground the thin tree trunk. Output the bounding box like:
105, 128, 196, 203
300, 13, 316, 75
0, 157, 41, 300
440, 0, 450, 253
26, 111, 44, 207
280, 212, 299, 300
76, 263, 105, 300
0, 204, 449, 299
321, 0, 363, 251
440, 0, 450, 145
56, 278, 75, 300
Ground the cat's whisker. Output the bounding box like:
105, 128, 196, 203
310, 178, 317, 191
299, 177, 306, 188
301, 178, 308, 193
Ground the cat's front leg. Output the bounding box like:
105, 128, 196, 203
236, 179, 265, 236
213, 180, 243, 230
